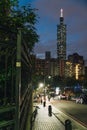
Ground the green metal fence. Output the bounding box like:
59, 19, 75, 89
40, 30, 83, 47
0, 29, 33, 130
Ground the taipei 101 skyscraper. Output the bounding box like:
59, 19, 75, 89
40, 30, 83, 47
57, 9, 66, 77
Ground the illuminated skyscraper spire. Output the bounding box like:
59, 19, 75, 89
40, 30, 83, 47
60, 8, 63, 17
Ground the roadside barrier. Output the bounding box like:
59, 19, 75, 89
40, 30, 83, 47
65, 119, 72, 130
48, 105, 52, 116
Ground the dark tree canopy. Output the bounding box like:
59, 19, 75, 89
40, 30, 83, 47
0, 0, 39, 51
0, 0, 39, 84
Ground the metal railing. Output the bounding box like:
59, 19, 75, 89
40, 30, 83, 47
0, 29, 33, 130
30, 106, 40, 130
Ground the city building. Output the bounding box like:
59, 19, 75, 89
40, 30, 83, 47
35, 58, 45, 75
66, 53, 85, 79
57, 9, 67, 77
45, 51, 51, 60
50, 58, 58, 77
35, 51, 58, 77
34, 10, 85, 81
65, 61, 73, 77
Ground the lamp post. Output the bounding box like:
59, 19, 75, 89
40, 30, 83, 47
38, 80, 46, 107
44, 77, 46, 101
43, 75, 51, 101
43, 77, 46, 107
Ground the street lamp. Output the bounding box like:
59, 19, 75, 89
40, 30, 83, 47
38, 80, 46, 107
43, 75, 51, 101
44, 78, 46, 101
39, 83, 44, 88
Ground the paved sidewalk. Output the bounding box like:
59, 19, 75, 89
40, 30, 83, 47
32, 101, 65, 130
32, 100, 87, 130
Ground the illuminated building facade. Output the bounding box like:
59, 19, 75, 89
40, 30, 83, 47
57, 9, 66, 77
66, 53, 85, 79
65, 61, 73, 77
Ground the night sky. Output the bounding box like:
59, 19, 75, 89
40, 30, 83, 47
19, 0, 87, 63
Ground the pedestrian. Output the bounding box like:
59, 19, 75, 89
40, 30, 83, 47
48, 95, 51, 101
41, 98, 42, 104
43, 100, 46, 107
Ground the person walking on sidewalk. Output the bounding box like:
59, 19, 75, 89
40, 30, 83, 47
41, 98, 42, 104
43, 97, 46, 107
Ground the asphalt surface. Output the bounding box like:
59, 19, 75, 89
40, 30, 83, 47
51, 98, 87, 127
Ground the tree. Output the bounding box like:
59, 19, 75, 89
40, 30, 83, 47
32, 74, 44, 90
65, 77, 77, 87
0, 0, 39, 50
0, 0, 39, 102
0, 0, 39, 71
52, 75, 62, 87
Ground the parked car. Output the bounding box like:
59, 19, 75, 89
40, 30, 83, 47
60, 94, 67, 100
76, 93, 87, 104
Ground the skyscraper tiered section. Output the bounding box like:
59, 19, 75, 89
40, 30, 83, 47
57, 9, 66, 77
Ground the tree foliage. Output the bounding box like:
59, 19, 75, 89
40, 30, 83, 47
0, 0, 39, 85
52, 75, 62, 87
0, 0, 39, 50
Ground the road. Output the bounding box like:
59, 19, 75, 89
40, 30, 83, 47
51, 98, 87, 127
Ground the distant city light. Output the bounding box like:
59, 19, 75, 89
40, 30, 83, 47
56, 87, 60, 95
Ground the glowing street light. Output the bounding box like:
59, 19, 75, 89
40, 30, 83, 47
39, 83, 44, 88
